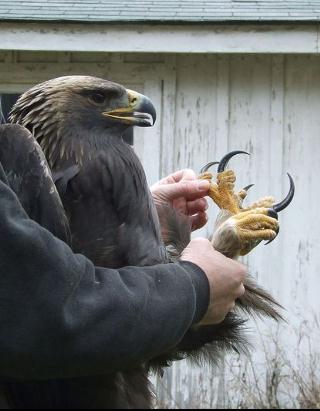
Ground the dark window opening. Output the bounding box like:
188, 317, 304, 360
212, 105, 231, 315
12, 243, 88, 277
0, 94, 20, 123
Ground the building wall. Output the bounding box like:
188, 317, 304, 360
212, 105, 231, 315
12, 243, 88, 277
156, 54, 320, 409
1, 51, 319, 407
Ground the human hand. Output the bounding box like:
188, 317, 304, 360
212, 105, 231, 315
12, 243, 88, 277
150, 169, 210, 231
181, 238, 246, 325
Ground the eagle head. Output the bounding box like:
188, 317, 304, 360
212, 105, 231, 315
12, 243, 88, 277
10, 76, 156, 167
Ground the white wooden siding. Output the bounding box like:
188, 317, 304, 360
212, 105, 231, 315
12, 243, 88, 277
1, 23, 320, 54
1, 51, 319, 407
159, 54, 320, 408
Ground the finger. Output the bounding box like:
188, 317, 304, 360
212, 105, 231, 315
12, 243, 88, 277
171, 169, 198, 183
191, 211, 208, 231
157, 169, 198, 185
151, 171, 186, 187
187, 198, 208, 215
158, 180, 210, 202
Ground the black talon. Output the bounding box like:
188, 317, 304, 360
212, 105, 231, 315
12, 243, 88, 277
273, 173, 295, 213
217, 150, 250, 173
266, 173, 295, 245
243, 184, 255, 192
265, 226, 280, 245
268, 208, 279, 220
267, 173, 295, 219
200, 161, 220, 174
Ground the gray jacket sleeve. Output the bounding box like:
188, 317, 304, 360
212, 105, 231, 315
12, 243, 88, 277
0, 172, 209, 381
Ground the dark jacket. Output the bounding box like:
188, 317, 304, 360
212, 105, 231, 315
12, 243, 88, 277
0, 164, 209, 407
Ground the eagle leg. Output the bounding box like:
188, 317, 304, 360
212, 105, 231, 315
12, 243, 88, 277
199, 168, 242, 215
198, 152, 284, 257
211, 208, 279, 258
199, 152, 252, 214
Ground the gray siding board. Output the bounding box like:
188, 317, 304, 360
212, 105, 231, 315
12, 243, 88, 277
156, 53, 320, 407
1, 0, 320, 22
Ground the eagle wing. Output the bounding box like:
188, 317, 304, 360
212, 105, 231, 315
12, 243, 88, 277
54, 143, 168, 269
0, 124, 70, 243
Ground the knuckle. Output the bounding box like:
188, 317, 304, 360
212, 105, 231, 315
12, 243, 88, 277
183, 168, 197, 179
238, 284, 246, 297
194, 237, 209, 245
180, 180, 190, 190
237, 264, 247, 280
201, 198, 209, 209
229, 301, 236, 311
182, 181, 198, 195
232, 269, 245, 285
176, 169, 197, 183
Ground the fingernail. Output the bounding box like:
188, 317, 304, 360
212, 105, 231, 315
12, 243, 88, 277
197, 180, 210, 190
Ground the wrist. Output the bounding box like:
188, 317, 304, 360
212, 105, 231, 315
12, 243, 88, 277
178, 261, 210, 325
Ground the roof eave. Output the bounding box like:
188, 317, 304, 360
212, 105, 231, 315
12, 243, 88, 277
0, 21, 319, 54
0, 18, 320, 25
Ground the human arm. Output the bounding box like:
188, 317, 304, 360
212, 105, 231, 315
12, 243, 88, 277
0, 169, 210, 381
148, 238, 246, 370
0, 162, 245, 381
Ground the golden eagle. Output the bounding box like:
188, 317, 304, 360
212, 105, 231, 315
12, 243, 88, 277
0, 76, 294, 408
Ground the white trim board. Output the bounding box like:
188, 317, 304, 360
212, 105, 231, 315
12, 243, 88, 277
0, 23, 319, 54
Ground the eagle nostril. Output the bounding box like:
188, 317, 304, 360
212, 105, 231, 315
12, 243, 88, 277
130, 97, 138, 105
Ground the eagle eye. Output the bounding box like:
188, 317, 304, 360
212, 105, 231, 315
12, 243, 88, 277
90, 92, 106, 105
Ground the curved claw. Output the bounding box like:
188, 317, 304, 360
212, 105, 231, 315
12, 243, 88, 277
217, 150, 250, 173
200, 161, 220, 174
273, 173, 295, 213
239, 184, 254, 203
265, 226, 280, 245
243, 184, 255, 192
267, 173, 295, 219
266, 173, 294, 245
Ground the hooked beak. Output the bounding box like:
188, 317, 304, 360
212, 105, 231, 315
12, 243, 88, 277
103, 89, 156, 127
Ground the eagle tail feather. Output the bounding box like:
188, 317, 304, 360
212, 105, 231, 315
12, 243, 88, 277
150, 313, 248, 374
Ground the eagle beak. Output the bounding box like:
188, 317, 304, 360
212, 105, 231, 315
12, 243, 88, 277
103, 90, 156, 127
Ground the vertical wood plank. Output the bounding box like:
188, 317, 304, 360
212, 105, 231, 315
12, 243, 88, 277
265, 55, 285, 299
134, 79, 162, 185
159, 55, 177, 178
156, 54, 320, 408
281, 55, 320, 314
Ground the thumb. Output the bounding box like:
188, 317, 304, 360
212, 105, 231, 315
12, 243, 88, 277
160, 179, 210, 201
